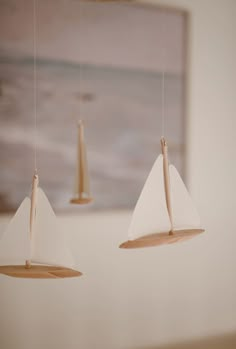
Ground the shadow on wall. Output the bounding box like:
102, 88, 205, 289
132, 332, 236, 349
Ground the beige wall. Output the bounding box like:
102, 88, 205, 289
0, 1, 236, 348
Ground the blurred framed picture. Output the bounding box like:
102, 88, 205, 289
0, 1, 187, 212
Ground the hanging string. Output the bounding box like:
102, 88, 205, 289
161, 71, 165, 137
78, 0, 82, 123
33, 0, 37, 174
161, 9, 166, 138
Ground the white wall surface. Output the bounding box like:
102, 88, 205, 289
0, 0, 236, 348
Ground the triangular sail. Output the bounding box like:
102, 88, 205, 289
31, 188, 74, 268
0, 198, 31, 265
128, 155, 171, 240
169, 165, 201, 230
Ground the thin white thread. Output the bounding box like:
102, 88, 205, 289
75, 0, 82, 198
33, 0, 37, 173
161, 9, 166, 138
78, 0, 81, 123
161, 71, 165, 137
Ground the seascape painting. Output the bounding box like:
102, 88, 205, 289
0, 0, 187, 212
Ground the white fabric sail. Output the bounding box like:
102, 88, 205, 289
169, 165, 201, 231
128, 155, 171, 240
0, 197, 31, 265
0, 189, 74, 269
31, 188, 74, 268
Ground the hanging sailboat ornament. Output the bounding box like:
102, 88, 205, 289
0, 173, 82, 278
0, 0, 82, 279
120, 138, 204, 249
70, 120, 93, 205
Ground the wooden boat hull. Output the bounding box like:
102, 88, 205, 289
70, 197, 93, 205
0, 265, 82, 279
119, 229, 204, 249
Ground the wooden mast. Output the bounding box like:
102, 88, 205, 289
70, 120, 93, 204
160, 137, 174, 235
25, 172, 39, 268
78, 120, 85, 199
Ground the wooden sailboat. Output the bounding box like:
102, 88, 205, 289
0, 174, 82, 278
120, 138, 204, 249
70, 120, 93, 205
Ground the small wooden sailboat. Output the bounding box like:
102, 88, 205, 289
70, 120, 93, 205
0, 174, 82, 278
120, 138, 204, 249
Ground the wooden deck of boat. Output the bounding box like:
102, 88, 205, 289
0, 265, 82, 279
119, 229, 204, 249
